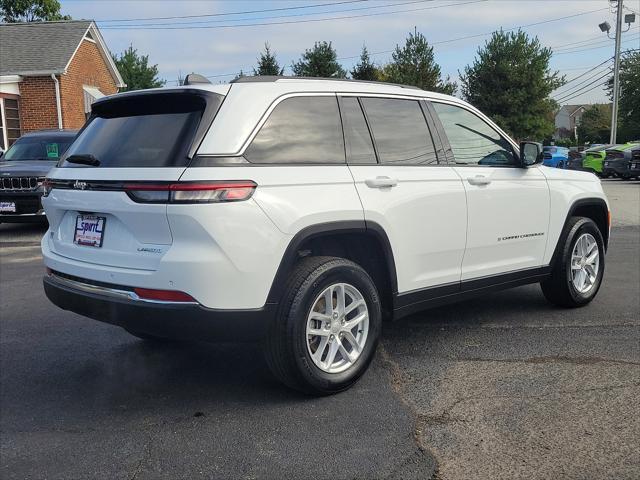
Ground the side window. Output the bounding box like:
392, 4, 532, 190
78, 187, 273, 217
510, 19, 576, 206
340, 97, 376, 164
360, 97, 438, 165
432, 102, 517, 166
244, 96, 345, 164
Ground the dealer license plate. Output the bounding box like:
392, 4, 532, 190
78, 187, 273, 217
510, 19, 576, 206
0, 202, 16, 213
74, 215, 106, 247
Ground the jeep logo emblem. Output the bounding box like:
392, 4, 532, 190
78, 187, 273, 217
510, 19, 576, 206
73, 180, 88, 190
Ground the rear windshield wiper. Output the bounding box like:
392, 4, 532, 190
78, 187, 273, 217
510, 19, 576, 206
65, 154, 100, 167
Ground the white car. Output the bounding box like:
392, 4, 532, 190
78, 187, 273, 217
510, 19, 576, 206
41, 76, 609, 395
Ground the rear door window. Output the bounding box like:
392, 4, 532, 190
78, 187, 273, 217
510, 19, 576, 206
244, 96, 345, 164
60, 93, 219, 168
360, 97, 438, 165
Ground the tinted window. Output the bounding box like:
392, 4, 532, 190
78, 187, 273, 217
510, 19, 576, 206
432, 102, 516, 166
4, 135, 74, 161
245, 96, 344, 164
341, 97, 376, 164
61, 93, 213, 168
361, 98, 437, 165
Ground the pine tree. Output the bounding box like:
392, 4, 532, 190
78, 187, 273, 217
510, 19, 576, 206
350, 46, 379, 81
253, 43, 284, 76
111, 46, 165, 92
460, 29, 563, 140
292, 41, 346, 78
382, 30, 455, 94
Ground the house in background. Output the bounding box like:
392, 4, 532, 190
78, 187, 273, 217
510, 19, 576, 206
553, 104, 590, 140
0, 20, 125, 151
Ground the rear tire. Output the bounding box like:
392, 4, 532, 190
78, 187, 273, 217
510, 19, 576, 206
264, 256, 381, 395
541, 217, 605, 308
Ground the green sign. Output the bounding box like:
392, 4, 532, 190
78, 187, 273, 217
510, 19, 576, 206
46, 143, 59, 158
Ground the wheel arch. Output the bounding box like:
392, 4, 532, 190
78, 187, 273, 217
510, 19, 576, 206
551, 198, 610, 265
266, 221, 398, 316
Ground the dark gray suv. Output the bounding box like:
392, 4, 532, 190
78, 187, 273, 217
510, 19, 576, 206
0, 129, 76, 223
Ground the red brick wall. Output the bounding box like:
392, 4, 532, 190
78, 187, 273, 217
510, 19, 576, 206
59, 39, 119, 129
19, 76, 59, 133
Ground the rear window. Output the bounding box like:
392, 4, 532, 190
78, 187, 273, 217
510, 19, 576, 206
60, 93, 219, 168
4, 135, 74, 161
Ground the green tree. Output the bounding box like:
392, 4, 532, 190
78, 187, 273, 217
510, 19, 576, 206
381, 30, 455, 94
253, 43, 284, 76
577, 104, 611, 144
0, 0, 70, 22
608, 50, 640, 142
460, 29, 563, 140
350, 45, 379, 81
292, 41, 346, 78
111, 46, 165, 92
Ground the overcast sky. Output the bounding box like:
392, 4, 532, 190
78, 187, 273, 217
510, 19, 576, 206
59, 0, 640, 104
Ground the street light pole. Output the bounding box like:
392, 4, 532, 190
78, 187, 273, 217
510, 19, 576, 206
610, 0, 624, 144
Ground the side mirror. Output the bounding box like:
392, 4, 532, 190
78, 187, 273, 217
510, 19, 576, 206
520, 141, 543, 167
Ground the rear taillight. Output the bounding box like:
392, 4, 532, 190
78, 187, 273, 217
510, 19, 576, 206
42, 179, 52, 197
133, 288, 196, 303
124, 181, 257, 204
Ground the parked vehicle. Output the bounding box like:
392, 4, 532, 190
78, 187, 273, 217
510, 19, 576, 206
602, 143, 640, 179
0, 129, 77, 223
566, 149, 586, 171
542, 146, 569, 168
626, 147, 640, 179
41, 76, 610, 394
581, 144, 615, 175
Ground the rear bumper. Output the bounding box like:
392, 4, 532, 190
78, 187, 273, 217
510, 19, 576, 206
43, 272, 275, 342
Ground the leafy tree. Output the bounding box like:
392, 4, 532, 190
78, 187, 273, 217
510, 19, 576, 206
111, 46, 165, 92
381, 30, 455, 94
253, 43, 284, 76
460, 29, 563, 140
607, 50, 640, 142
577, 104, 611, 144
0, 0, 70, 22
350, 45, 379, 81
292, 41, 346, 78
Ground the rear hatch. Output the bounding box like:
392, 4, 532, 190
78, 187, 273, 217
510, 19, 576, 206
43, 89, 224, 271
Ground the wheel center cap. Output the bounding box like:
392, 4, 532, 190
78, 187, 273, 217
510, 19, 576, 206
331, 320, 341, 334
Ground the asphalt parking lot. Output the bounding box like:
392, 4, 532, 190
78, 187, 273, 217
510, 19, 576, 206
1, 179, 638, 479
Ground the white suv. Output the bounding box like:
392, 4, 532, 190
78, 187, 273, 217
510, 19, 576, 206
42, 76, 609, 395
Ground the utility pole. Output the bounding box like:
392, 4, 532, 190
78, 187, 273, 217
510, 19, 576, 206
610, 0, 624, 144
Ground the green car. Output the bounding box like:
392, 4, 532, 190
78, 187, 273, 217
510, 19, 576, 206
583, 143, 638, 176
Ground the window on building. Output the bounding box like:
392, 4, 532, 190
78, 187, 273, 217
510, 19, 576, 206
244, 96, 345, 164
83, 86, 105, 120
0, 97, 21, 149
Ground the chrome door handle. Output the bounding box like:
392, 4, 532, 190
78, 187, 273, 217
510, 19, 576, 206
365, 176, 398, 188
467, 175, 492, 186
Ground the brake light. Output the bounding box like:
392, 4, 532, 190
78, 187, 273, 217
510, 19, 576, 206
124, 181, 257, 204
42, 179, 52, 197
133, 288, 196, 303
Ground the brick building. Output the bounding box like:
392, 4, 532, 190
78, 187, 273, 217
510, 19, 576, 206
0, 20, 125, 150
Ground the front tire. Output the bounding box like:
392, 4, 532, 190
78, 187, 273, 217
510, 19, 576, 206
541, 217, 605, 308
264, 256, 382, 395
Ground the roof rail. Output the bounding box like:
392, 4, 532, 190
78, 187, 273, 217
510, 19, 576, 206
230, 75, 423, 90
184, 73, 211, 85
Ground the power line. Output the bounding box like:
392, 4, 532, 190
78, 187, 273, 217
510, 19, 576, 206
555, 57, 613, 88
554, 34, 640, 55
165, 6, 612, 83
100, 0, 487, 30
100, 0, 433, 28
555, 80, 609, 104
554, 71, 611, 102
96, 0, 369, 22
553, 65, 612, 97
